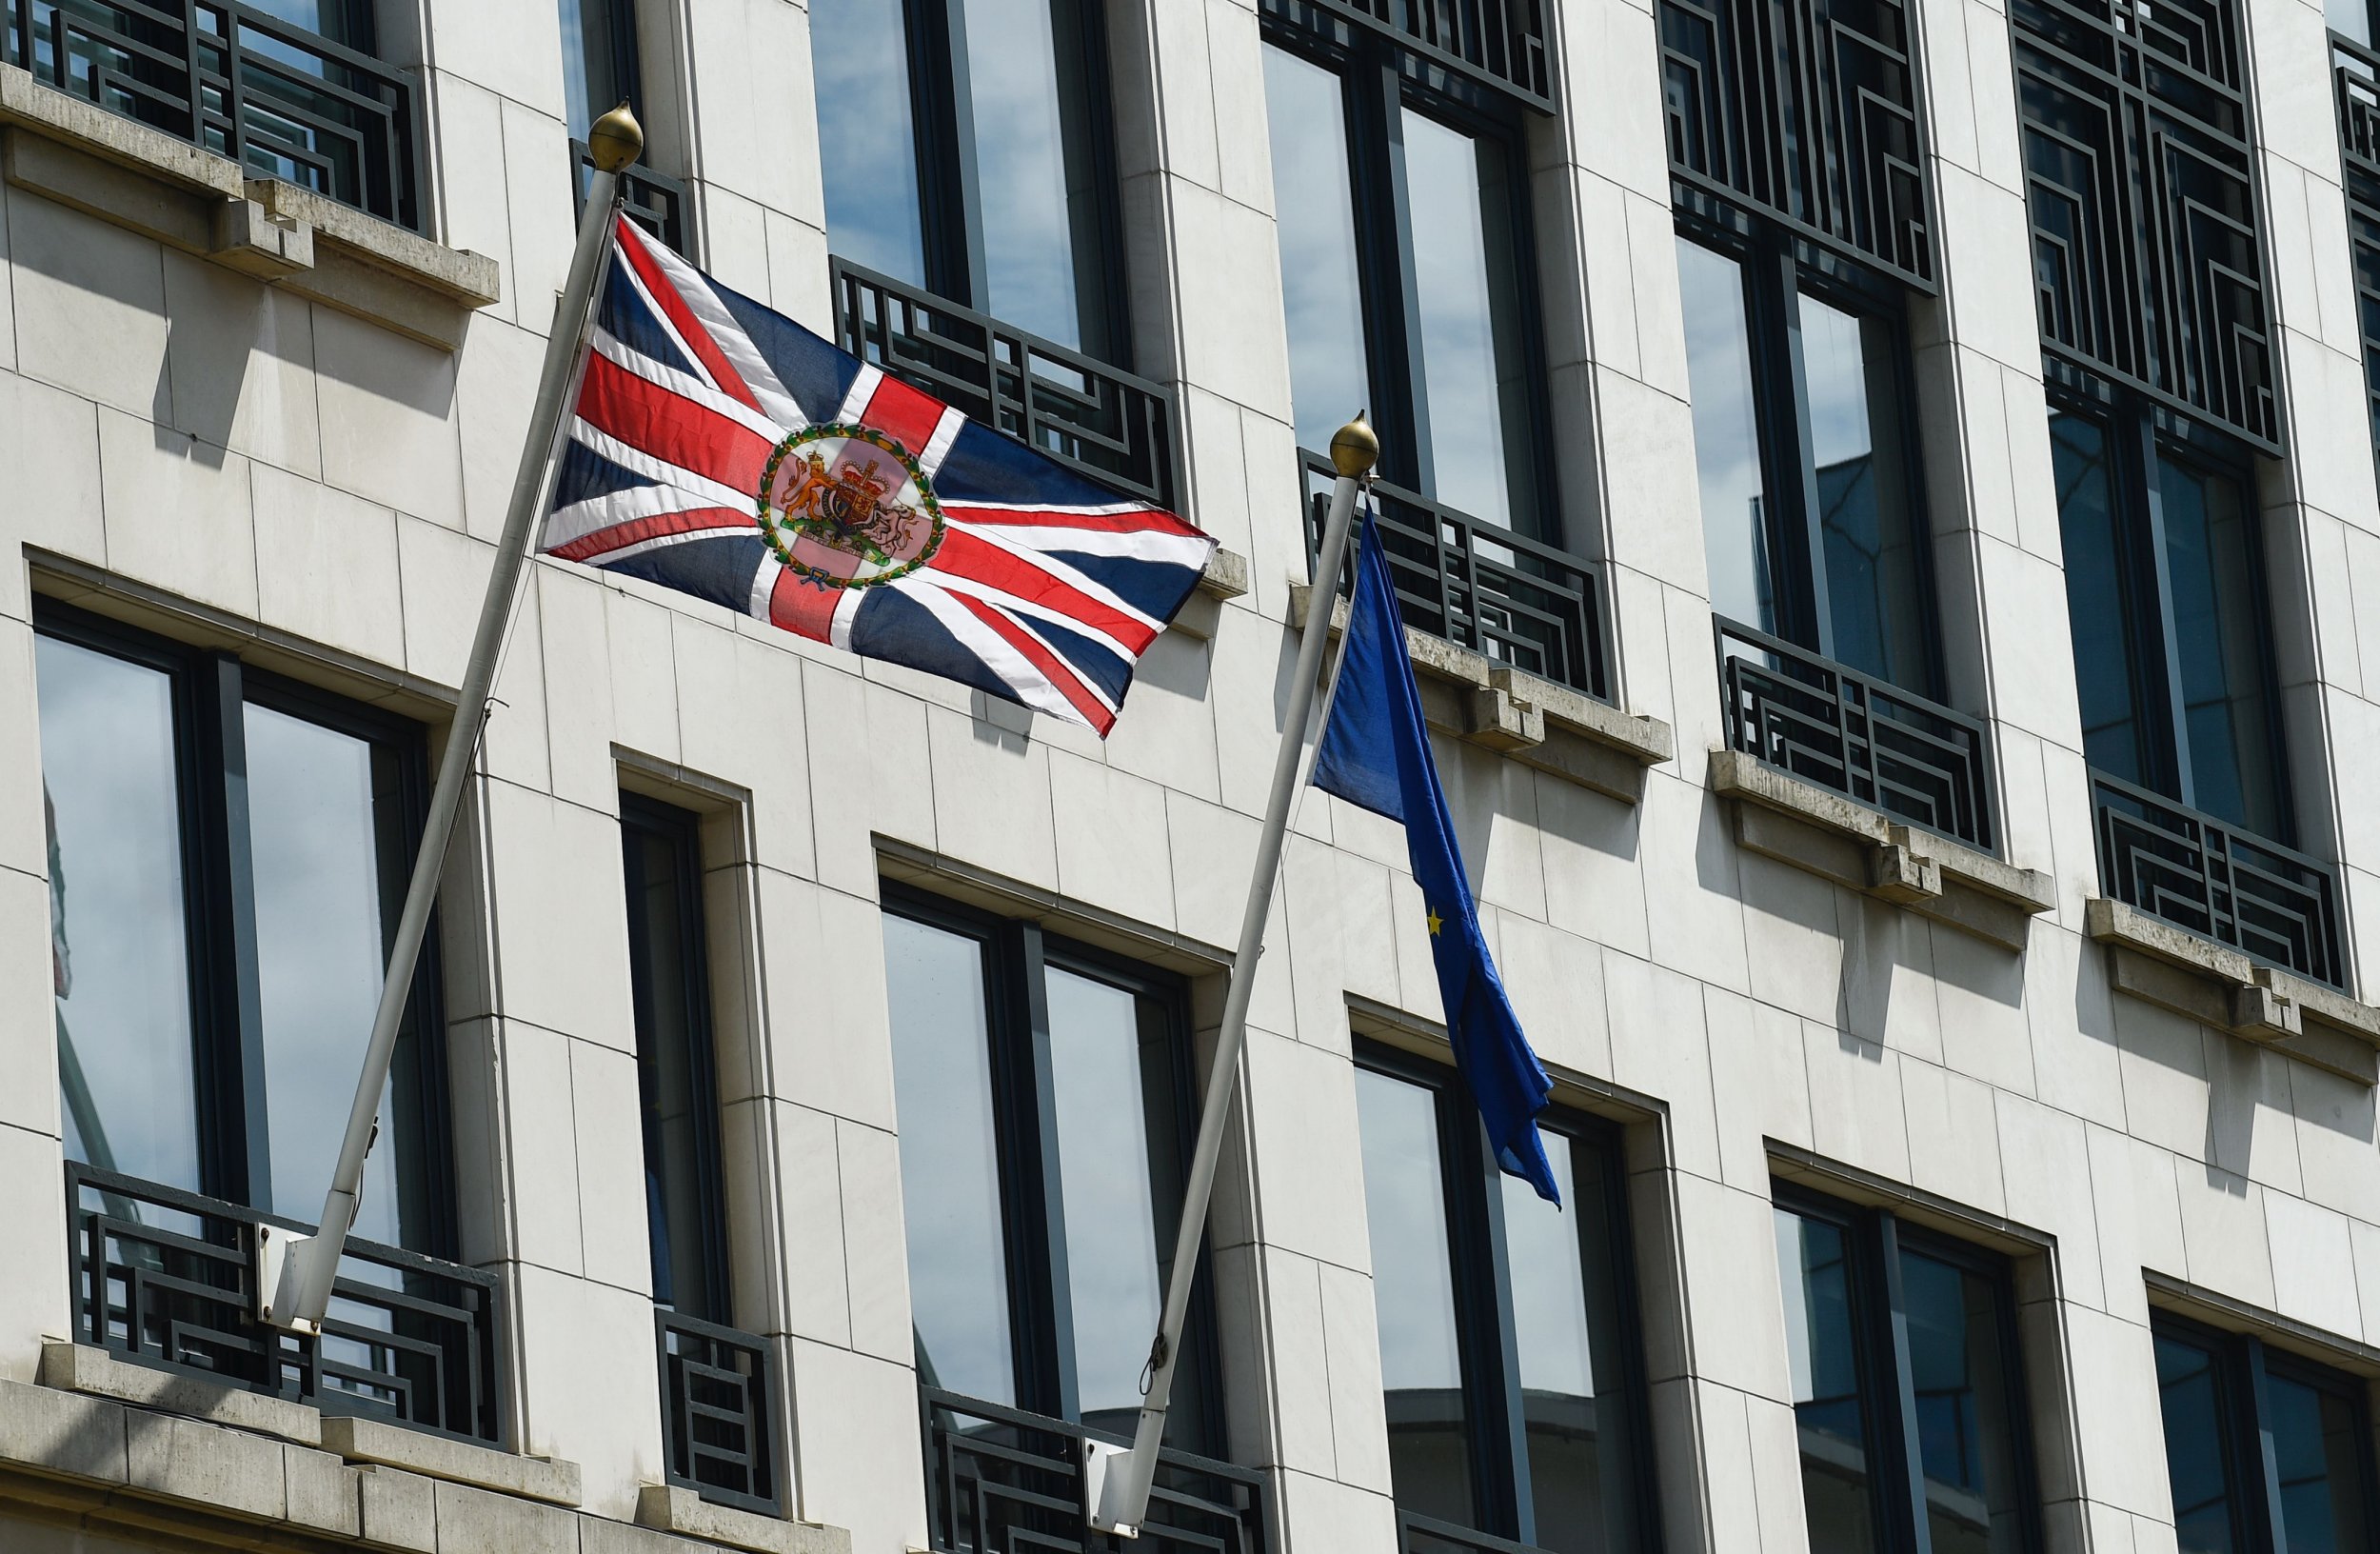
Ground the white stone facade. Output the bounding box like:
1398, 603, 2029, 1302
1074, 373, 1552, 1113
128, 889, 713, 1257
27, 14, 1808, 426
2, 0, 2379, 1549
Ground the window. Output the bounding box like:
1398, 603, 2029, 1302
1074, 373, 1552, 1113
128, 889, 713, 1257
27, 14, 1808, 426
1352, 1045, 1655, 1551
2153, 1312, 2379, 1553
36, 601, 450, 1254
1675, 218, 1937, 694
620, 796, 729, 1321
557, 0, 690, 251
1773, 1186, 2040, 1554
811, 0, 1127, 361
1261, 18, 1555, 541
2048, 400, 2291, 843
880, 890, 1217, 1447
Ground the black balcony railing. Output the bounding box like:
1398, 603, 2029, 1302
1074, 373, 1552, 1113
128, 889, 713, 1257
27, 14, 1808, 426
1262, 0, 1554, 110
2092, 770, 2348, 989
65, 1163, 503, 1444
1398, 1511, 1544, 1554
7, 0, 423, 229
1300, 453, 1611, 703
574, 139, 690, 257
920, 1388, 1267, 1554
2333, 34, 2380, 461
657, 1310, 781, 1516
830, 258, 1180, 509
1716, 618, 1995, 852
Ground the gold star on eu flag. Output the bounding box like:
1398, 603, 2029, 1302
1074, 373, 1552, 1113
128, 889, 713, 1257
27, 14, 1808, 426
1425, 906, 1443, 936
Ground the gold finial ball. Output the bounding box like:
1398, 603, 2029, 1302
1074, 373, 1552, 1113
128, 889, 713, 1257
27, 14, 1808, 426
588, 101, 645, 174
1329, 412, 1379, 480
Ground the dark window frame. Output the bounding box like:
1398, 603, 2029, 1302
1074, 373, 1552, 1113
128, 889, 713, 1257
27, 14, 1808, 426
853, 0, 1137, 369
1263, 3, 1563, 542
2046, 380, 2297, 847
2152, 1306, 2380, 1554
1772, 1181, 2046, 1554
1355, 1038, 1663, 1550
619, 793, 734, 1325
32, 596, 458, 1258
1675, 196, 1947, 699
881, 883, 1225, 1452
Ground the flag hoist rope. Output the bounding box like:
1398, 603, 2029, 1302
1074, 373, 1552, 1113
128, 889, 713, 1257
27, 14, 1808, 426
1084, 415, 1378, 1536
255, 105, 647, 1334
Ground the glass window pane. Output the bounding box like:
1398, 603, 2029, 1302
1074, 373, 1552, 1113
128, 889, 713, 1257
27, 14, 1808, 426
623, 812, 720, 1321
1045, 966, 1165, 1434
2154, 1330, 2245, 1554
2050, 413, 2152, 787
884, 914, 1016, 1405
1800, 290, 1929, 688
2157, 455, 2285, 838
1676, 238, 1775, 635
814, 0, 930, 287
246, 704, 427, 1250
1900, 1249, 2030, 1554
557, 0, 633, 138
37, 635, 202, 1192
1400, 108, 1539, 534
1356, 1067, 1474, 1528
1264, 46, 1373, 463
959, 0, 1114, 357
1776, 1207, 1882, 1554
2268, 1368, 2374, 1554
1502, 1132, 1643, 1553
2332, 0, 2371, 46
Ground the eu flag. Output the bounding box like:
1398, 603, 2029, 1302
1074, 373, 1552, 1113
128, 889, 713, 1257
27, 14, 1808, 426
1313, 508, 1560, 1204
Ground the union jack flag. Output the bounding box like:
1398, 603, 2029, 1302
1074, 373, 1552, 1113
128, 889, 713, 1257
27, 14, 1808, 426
543, 216, 1216, 735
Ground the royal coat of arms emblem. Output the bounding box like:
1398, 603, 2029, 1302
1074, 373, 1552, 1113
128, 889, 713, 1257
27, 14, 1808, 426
755, 423, 944, 588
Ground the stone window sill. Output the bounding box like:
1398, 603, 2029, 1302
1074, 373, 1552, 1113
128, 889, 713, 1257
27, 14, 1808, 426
639, 1484, 851, 1554
1709, 748, 2055, 952
40, 1342, 580, 1504
1289, 581, 1676, 804
2085, 898, 2380, 1084
1166, 547, 1250, 641
0, 63, 501, 349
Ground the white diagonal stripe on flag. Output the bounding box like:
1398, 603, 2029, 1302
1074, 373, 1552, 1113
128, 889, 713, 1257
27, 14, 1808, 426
628, 224, 808, 428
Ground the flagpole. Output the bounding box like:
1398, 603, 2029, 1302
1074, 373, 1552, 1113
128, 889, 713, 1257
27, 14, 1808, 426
1085, 415, 1378, 1535
255, 105, 646, 1334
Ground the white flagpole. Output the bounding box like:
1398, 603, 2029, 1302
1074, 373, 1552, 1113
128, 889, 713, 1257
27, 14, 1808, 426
1084, 415, 1378, 1535
255, 105, 648, 1334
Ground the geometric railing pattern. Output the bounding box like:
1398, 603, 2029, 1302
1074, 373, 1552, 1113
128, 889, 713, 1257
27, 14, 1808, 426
2092, 769, 2347, 988
1301, 452, 1613, 703
1717, 617, 1998, 852
8, 0, 425, 229
1659, 0, 1934, 286
65, 1164, 504, 1444
574, 139, 692, 259
1259, 0, 1555, 110
920, 1388, 1269, 1554
2011, 0, 2278, 449
831, 258, 1180, 510
1399, 1509, 1546, 1554
2332, 32, 2380, 461
657, 1310, 781, 1516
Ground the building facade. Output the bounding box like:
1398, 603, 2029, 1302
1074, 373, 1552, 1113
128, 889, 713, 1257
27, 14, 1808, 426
5, 0, 2380, 1549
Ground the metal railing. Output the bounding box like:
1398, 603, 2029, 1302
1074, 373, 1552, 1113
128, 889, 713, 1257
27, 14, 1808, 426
1262, 0, 1554, 110
657, 1309, 781, 1516
2092, 770, 2347, 989
7, 0, 423, 229
65, 1163, 503, 1444
1301, 452, 1611, 703
830, 258, 1180, 508
1398, 1510, 1545, 1554
574, 138, 690, 257
1716, 618, 1996, 852
920, 1387, 1268, 1554
2332, 33, 2380, 466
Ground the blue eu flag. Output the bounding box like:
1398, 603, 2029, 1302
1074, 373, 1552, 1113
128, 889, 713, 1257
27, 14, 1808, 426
1313, 508, 1560, 1204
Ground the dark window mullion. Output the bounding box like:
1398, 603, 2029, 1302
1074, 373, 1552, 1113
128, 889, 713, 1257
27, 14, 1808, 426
1358, 51, 1433, 492
1874, 1213, 1937, 1554
907, 0, 980, 307
1746, 239, 1830, 654
1461, 1112, 1534, 1544
191, 651, 270, 1210
2131, 413, 2199, 809
2242, 1335, 2293, 1554
997, 920, 1078, 1420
